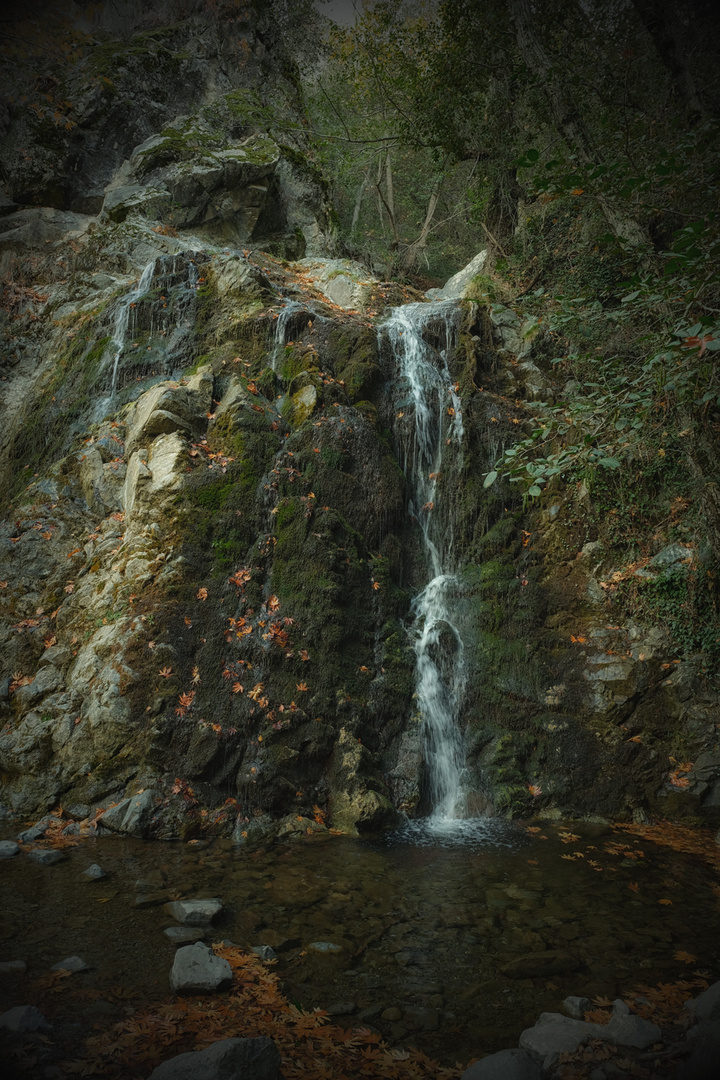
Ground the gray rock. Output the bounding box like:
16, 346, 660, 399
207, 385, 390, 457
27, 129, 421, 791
326, 1001, 357, 1016
402, 1006, 439, 1030
0, 840, 19, 858
0, 960, 26, 974
146, 1036, 283, 1080
563, 996, 591, 1020
11, 665, 63, 709
16, 823, 49, 844
460, 1048, 542, 1080
51, 956, 89, 973
83, 863, 106, 880
100, 789, 158, 838
28, 848, 65, 865
676, 1021, 720, 1079
686, 979, 720, 1021
250, 945, 277, 961
501, 950, 579, 978
426, 249, 489, 300
0, 1005, 50, 1032
164, 899, 223, 926
520, 1002, 661, 1069
169, 943, 233, 994
308, 941, 342, 953
164, 927, 207, 945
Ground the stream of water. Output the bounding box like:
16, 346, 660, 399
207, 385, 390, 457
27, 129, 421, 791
383, 301, 467, 821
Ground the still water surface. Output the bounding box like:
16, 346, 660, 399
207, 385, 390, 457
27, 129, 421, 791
1, 818, 718, 1066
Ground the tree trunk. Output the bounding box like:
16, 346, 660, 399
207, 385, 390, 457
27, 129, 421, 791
508, 0, 650, 250
401, 175, 443, 269
631, 0, 704, 117
350, 164, 372, 238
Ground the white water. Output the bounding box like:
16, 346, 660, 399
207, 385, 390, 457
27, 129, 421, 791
383, 300, 467, 822
106, 259, 156, 400
271, 300, 308, 371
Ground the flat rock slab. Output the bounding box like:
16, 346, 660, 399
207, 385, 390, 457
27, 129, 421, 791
0, 960, 26, 974
164, 899, 222, 926
0, 1005, 50, 1032
164, 927, 207, 944
170, 943, 233, 994
461, 1048, 542, 1080
0, 840, 19, 858
28, 848, 65, 865
147, 1036, 283, 1080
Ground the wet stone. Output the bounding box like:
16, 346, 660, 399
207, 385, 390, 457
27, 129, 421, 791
28, 848, 65, 865
0, 840, 19, 858
83, 863, 106, 880
563, 995, 592, 1020
0, 1005, 50, 1032
163, 926, 206, 944
326, 1001, 357, 1016
51, 956, 89, 973
250, 945, 277, 961
163, 898, 222, 925
147, 1036, 283, 1080
460, 1048, 542, 1080
135, 889, 174, 908
381, 1006, 402, 1021
169, 942, 233, 994
0, 960, 26, 974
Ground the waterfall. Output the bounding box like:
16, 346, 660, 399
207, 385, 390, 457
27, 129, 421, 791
382, 300, 467, 822
271, 300, 308, 371
106, 258, 156, 399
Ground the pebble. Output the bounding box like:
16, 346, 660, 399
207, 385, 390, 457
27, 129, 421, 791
0, 840, 19, 859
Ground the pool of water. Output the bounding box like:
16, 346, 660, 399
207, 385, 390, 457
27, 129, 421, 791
1, 817, 718, 1068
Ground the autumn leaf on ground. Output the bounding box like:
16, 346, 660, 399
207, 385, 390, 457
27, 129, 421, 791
158, 667, 173, 678
658, 898, 673, 905
64, 580, 75, 593
628, 882, 640, 893
232, 682, 243, 694
196, 587, 208, 601
191, 666, 201, 685
296, 682, 308, 692
674, 950, 697, 964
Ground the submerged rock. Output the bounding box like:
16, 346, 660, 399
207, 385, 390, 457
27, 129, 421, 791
0, 840, 19, 859
164, 899, 223, 926
147, 1036, 283, 1080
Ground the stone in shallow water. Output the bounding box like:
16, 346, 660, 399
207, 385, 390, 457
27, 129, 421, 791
563, 995, 592, 1020
164, 898, 222, 925
169, 943, 233, 994
0, 840, 19, 859
163, 926, 206, 944
250, 945, 277, 961
51, 956, 89, 973
147, 1036, 283, 1080
83, 863, 106, 880
501, 950, 579, 978
460, 1048, 542, 1080
0, 1005, 50, 1032
308, 941, 342, 953
0, 960, 26, 974
28, 848, 65, 865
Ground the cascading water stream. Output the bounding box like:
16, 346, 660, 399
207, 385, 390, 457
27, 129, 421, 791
106, 258, 157, 401
382, 300, 467, 823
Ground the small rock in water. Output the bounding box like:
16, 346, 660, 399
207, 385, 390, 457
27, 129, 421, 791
308, 941, 342, 953
83, 863, 106, 880
135, 890, 174, 908
563, 995, 592, 1020
169, 942, 233, 994
0, 840, 19, 859
51, 956, 89, 973
147, 1036, 283, 1080
381, 1007, 402, 1022
163, 926, 206, 944
0, 960, 26, 974
460, 1047, 542, 1080
0, 1005, 50, 1032
28, 848, 65, 865
250, 945, 277, 961
326, 1001, 357, 1016
163, 898, 222, 926
16, 824, 48, 844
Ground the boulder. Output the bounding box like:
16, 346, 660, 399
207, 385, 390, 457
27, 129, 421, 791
460, 1048, 542, 1080
519, 1001, 661, 1069
146, 1036, 284, 1080
425, 250, 488, 300
292, 258, 376, 311
686, 979, 720, 1021
164, 899, 223, 926
169, 943, 233, 994
100, 790, 159, 838
28, 849, 65, 865
0, 840, 19, 859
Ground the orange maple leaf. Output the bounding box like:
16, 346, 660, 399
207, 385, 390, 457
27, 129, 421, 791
196, 587, 208, 601
158, 667, 173, 678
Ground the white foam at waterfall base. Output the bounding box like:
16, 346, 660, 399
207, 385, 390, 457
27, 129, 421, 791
382, 300, 470, 825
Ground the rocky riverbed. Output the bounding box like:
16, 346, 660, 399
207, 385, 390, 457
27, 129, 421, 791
1, 817, 719, 1077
